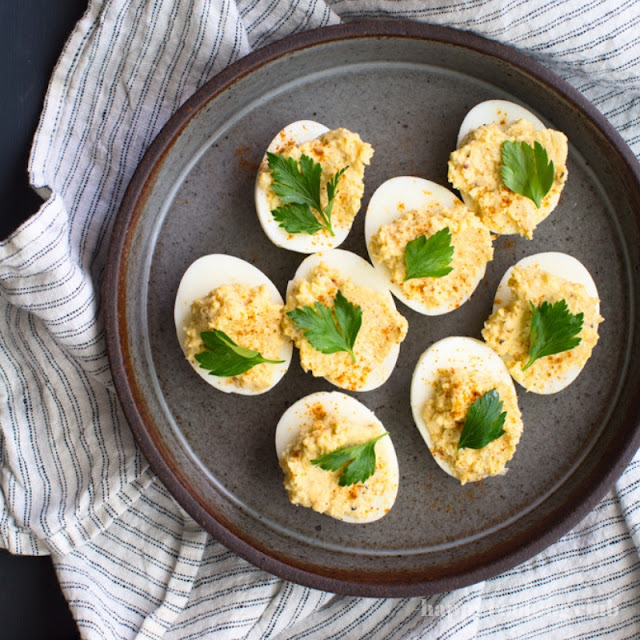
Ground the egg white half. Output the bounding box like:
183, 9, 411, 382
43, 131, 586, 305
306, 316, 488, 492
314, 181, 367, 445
364, 176, 489, 315
491, 251, 599, 394
275, 391, 399, 523
456, 99, 546, 148
455, 100, 546, 234
287, 249, 403, 391
255, 120, 359, 254
174, 254, 292, 395
410, 336, 515, 479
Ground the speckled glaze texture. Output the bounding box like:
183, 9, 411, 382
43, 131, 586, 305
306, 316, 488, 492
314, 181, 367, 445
105, 23, 640, 597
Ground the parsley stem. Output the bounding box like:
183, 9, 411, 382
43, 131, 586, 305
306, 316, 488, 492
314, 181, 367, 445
318, 208, 334, 236
521, 356, 536, 371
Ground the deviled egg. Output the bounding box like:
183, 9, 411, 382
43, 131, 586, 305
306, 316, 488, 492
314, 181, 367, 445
276, 391, 399, 523
482, 252, 603, 394
282, 249, 408, 391
448, 99, 568, 239
411, 336, 523, 484
255, 120, 374, 253
174, 254, 292, 395
365, 176, 493, 315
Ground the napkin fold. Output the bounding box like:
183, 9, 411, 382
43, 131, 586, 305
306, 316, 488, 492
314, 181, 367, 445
1, 1, 639, 638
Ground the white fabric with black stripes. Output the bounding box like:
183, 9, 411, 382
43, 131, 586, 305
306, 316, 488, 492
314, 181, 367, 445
1, 0, 639, 637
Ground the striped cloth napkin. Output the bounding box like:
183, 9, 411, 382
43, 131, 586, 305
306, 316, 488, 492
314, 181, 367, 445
1, 1, 639, 638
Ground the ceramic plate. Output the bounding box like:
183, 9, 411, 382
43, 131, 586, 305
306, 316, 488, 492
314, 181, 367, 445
104, 22, 640, 596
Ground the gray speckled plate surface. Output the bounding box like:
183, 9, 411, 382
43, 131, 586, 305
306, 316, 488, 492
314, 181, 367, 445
105, 22, 640, 597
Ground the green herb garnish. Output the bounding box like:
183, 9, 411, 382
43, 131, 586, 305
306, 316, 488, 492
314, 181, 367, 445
312, 433, 388, 486
404, 227, 454, 281
457, 389, 507, 451
500, 140, 555, 208
267, 152, 348, 236
286, 290, 362, 363
271, 202, 326, 235
522, 299, 583, 371
195, 329, 283, 377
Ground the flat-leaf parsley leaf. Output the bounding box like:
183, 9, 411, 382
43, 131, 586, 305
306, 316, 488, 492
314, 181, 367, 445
195, 329, 283, 377
267, 152, 348, 236
404, 227, 454, 281
287, 290, 362, 363
268, 152, 321, 209
272, 203, 325, 235
457, 389, 507, 451
501, 140, 555, 208
522, 299, 583, 371
312, 433, 388, 486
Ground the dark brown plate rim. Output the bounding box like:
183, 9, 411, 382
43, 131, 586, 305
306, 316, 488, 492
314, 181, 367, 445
104, 20, 640, 597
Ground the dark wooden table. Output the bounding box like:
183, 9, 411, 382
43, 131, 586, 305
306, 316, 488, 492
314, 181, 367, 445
1, 2, 88, 638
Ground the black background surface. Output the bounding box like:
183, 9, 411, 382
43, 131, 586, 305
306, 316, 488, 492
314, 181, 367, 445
2, 2, 88, 638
